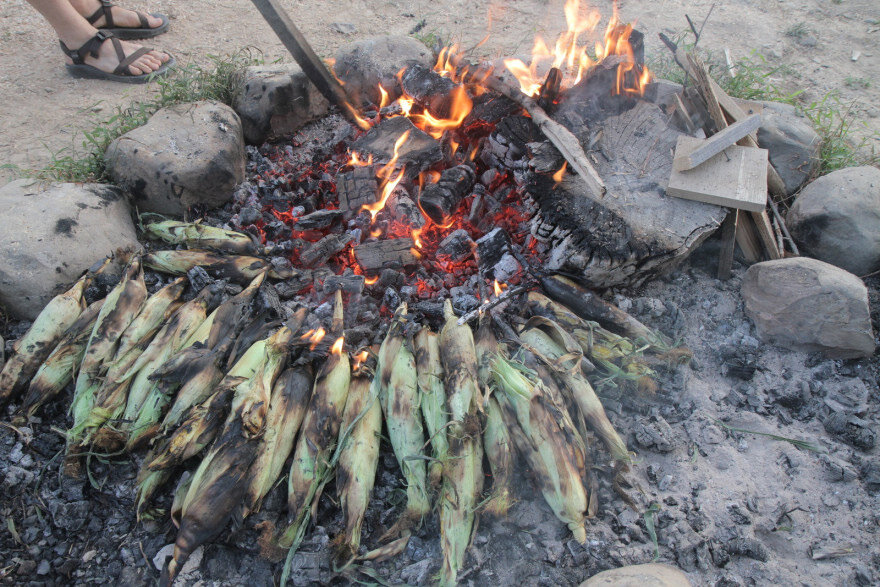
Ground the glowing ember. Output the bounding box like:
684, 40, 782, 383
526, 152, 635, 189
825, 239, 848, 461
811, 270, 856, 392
361, 130, 411, 223
364, 275, 378, 286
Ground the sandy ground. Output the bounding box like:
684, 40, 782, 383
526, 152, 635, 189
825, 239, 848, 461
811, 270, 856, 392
0, 0, 878, 183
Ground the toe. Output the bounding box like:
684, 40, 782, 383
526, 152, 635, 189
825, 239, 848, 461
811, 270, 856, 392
146, 14, 164, 29
147, 49, 170, 63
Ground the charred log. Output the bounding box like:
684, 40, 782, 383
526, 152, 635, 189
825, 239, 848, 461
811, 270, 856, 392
417, 165, 476, 225
354, 238, 419, 273
350, 117, 444, 176
337, 166, 378, 219
300, 233, 352, 267
401, 63, 456, 117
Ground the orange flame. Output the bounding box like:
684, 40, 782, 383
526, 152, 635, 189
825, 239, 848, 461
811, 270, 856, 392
378, 84, 390, 109
353, 349, 369, 370
493, 279, 505, 296
398, 96, 414, 117
412, 226, 424, 249
504, 0, 650, 98
331, 336, 345, 355
553, 161, 568, 184
364, 275, 378, 286
348, 151, 374, 167
361, 130, 410, 223
370, 227, 383, 238
409, 85, 473, 139
303, 327, 326, 350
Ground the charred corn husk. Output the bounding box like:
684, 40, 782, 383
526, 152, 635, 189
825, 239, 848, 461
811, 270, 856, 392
162, 326, 292, 586
383, 340, 430, 535
483, 396, 513, 516
134, 468, 172, 522
280, 292, 350, 550
414, 328, 448, 488
170, 472, 194, 529
158, 347, 228, 433
16, 299, 103, 422
370, 302, 407, 403
334, 374, 382, 569
0, 276, 86, 404
188, 271, 264, 351
519, 317, 629, 463
492, 355, 589, 544
241, 366, 313, 518
69, 260, 147, 444
144, 249, 296, 282
144, 220, 259, 255
438, 299, 484, 587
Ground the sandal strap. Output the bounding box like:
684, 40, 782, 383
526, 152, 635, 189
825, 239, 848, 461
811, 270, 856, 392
59, 30, 115, 65
86, 0, 116, 27
135, 11, 150, 28
114, 46, 153, 76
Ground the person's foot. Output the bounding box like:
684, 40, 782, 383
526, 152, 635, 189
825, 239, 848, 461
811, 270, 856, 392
69, 0, 164, 31
62, 33, 170, 77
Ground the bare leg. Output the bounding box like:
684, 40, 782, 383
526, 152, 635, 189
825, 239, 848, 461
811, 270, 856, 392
26, 0, 169, 75
68, 0, 163, 31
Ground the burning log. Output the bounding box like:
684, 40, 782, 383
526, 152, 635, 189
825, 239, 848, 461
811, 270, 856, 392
417, 165, 476, 225
400, 62, 456, 117
337, 167, 378, 219
349, 116, 444, 175
299, 233, 352, 267
293, 209, 342, 230
353, 238, 419, 273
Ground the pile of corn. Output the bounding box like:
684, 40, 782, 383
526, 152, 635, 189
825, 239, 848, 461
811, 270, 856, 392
0, 221, 686, 586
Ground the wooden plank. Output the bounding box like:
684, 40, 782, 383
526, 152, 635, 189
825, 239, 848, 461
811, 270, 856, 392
718, 211, 737, 280
667, 136, 768, 212
750, 210, 782, 260
735, 211, 762, 262
673, 114, 762, 171
673, 92, 698, 135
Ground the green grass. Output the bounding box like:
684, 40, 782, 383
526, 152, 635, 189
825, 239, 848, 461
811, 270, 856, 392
647, 34, 880, 175
784, 22, 810, 39
844, 76, 871, 90
13, 49, 261, 183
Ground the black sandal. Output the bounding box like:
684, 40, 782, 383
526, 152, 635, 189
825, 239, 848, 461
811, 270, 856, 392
60, 30, 175, 84
86, 0, 169, 40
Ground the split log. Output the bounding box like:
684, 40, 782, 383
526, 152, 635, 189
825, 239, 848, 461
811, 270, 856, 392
417, 165, 476, 225
353, 238, 419, 272
349, 116, 444, 176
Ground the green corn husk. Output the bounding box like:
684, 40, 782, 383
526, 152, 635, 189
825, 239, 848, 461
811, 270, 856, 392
279, 291, 350, 550
68, 260, 148, 445
382, 340, 430, 536
144, 249, 297, 282
370, 302, 407, 404
438, 299, 484, 586
334, 374, 382, 570
142, 332, 271, 473
16, 299, 103, 423
414, 328, 448, 489
519, 316, 629, 463
492, 354, 590, 544
161, 326, 293, 586
157, 347, 228, 434
483, 396, 514, 517
134, 468, 172, 522
241, 365, 314, 519
182, 271, 265, 351
120, 287, 219, 450
0, 275, 87, 404
144, 220, 259, 255
77, 278, 187, 444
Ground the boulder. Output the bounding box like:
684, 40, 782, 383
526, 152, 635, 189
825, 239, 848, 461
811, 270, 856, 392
0, 179, 139, 319
580, 563, 691, 586
786, 166, 880, 275
105, 100, 245, 216
333, 35, 433, 106
233, 64, 330, 144
742, 257, 875, 359
757, 101, 820, 195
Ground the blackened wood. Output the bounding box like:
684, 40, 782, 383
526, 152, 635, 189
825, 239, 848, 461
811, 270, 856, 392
401, 63, 456, 116
300, 233, 352, 267
248, 0, 364, 127
417, 165, 476, 224
476, 228, 510, 273
293, 209, 342, 230
527, 141, 565, 174
354, 238, 418, 272
436, 229, 475, 262
337, 167, 377, 219
350, 116, 444, 175
537, 67, 562, 111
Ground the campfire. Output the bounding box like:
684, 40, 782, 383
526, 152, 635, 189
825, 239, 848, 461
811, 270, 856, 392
2, 1, 777, 585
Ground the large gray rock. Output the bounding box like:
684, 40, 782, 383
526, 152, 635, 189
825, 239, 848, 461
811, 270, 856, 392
580, 563, 691, 586
757, 101, 820, 195
333, 35, 432, 106
742, 257, 875, 359
786, 166, 880, 275
233, 64, 330, 144
105, 100, 245, 216
0, 180, 139, 319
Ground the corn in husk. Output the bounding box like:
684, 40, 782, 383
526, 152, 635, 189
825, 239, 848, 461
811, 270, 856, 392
414, 327, 448, 489
144, 249, 296, 282
161, 326, 292, 585
438, 300, 484, 586
280, 291, 350, 551
16, 299, 103, 423
334, 373, 382, 569
492, 354, 590, 544
519, 316, 629, 463
143, 220, 259, 255
0, 275, 87, 404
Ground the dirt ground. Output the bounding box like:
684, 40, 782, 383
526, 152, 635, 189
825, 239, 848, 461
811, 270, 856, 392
0, 0, 878, 182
